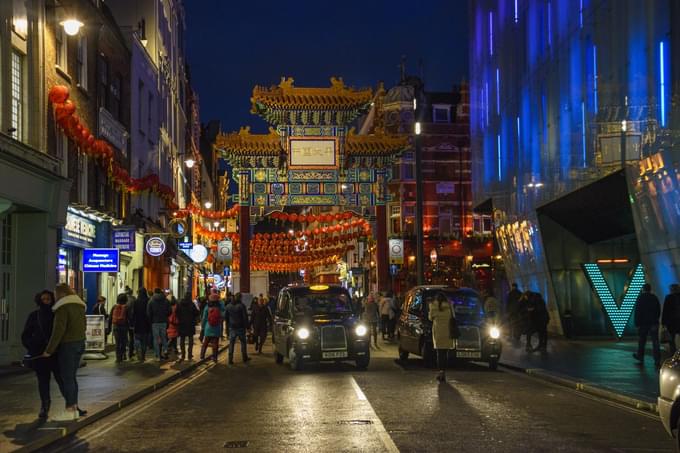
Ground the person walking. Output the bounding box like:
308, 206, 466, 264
633, 283, 662, 367
147, 288, 171, 361
176, 293, 200, 362
124, 287, 136, 360
379, 293, 392, 340
483, 289, 500, 320
43, 284, 87, 422
166, 298, 179, 359
362, 294, 380, 347
200, 291, 225, 363
428, 292, 456, 383
525, 291, 549, 352
130, 288, 151, 362
662, 284, 680, 354
250, 296, 273, 354
225, 292, 251, 365
21, 290, 63, 419
109, 294, 130, 363
505, 283, 522, 340
92, 296, 108, 344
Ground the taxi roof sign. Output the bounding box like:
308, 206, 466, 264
309, 284, 330, 291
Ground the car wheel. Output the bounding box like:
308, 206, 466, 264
356, 351, 370, 370
275, 350, 284, 364
289, 346, 303, 371
489, 358, 499, 371
421, 342, 435, 368
398, 346, 409, 361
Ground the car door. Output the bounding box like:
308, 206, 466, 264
398, 291, 413, 351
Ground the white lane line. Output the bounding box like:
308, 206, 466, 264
350, 377, 400, 453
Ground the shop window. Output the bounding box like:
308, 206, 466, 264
55, 25, 67, 70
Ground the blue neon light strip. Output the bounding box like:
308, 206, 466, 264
547, 2, 552, 47
660, 41, 666, 127
489, 11, 493, 56
579, 0, 583, 28
593, 45, 598, 114
485, 82, 489, 126
496, 68, 500, 114
514, 0, 518, 23
497, 134, 501, 181
581, 102, 586, 167
516, 116, 520, 143
582, 263, 646, 338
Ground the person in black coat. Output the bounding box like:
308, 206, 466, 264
634, 283, 661, 367
130, 288, 151, 362
250, 297, 273, 354
525, 291, 549, 352
21, 290, 63, 419
175, 293, 200, 361
662, 284, 680, 354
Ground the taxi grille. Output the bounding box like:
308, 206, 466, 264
456, 326, 481, 350
320, 326, 347, 351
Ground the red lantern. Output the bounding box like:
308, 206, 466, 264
343, 212, 353, 220
48, 85, 70, 104
334, 213, 342, 221
307, 215, 316, 223
298, 215, 307, 223
289, 213, 298, 222
313, 228, 320, 235
55, 100, 76, 121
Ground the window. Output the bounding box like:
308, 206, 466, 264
391, 162, 400, 180
76, 35, 88, 90
97, 56, 108, 110
433, 105, 450, 123
55, 26, 67, 69
439, 210, 452, 236
110, 74, 121, 119
390, 205, 401, 235
147, 93, 153, 133
12, 0, 27, 39
409, 291, 423, 315
56, 134, 68, 177
138, 80, 145, 133
402, 162, 415, 180
10, 50, 24, 141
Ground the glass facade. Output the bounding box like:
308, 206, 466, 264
470, 0, 680, 337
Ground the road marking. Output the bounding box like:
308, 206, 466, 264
350, 377, 400, 453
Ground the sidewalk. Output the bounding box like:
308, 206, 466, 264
0, 339, 224, 452
500, 337, 663, 406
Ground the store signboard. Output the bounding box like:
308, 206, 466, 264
217, 240, 232, 264
112, 227, 136, 251
82, 248, 120, 272
85, 315, 106, 352
389, 239, 404, 264
63, 212, 97, 248
178, 241, 193, 252
145, 237, 166, 256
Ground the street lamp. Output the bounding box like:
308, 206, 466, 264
184, 158, 195, 168
61, 19, 84, 36
204, 201, 212, 209
430, 248, 438, 265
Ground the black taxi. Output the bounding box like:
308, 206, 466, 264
397, 285, 502, 370
273, 284, 370, 370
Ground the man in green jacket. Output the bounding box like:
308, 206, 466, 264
43, 283, 87, 422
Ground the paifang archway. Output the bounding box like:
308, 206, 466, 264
215, 77, 409, 294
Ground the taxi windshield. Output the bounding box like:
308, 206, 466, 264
293, 292, 353, 316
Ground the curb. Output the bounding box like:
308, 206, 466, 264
13, 346, 228, 453
500, 362, 658, 414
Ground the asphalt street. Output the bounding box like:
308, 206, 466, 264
46, 341, 673, 453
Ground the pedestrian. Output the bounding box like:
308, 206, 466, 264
505, 283, 522, 340
662, 284, 680, 354
379, 292, 392, 340
109, 294, 130, 363
166, 298, 179, 358
518, 291, 532, 351
250, 296, 273, 354
42, 283, 87, 422
124, 287, 136, 360
633, 283, 661, 368
525, 291, 549, 352
483, 289, 500, 320
362, 294, 380, 347
200, 290, 225, 363
92, 296, 108, 344
131, 288, 151, 362
21, 290, 63, 419
388, 292, 399, 339
147, 288, 171, 361
428, 292, 456, 383
225, 292, 251, 365
176, 292, 200, 362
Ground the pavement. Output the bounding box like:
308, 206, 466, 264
40, 340, 673, 453
0, 338, 227, 453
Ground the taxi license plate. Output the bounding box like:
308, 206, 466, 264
322, 351, 348, 359
456, 351, 481, 359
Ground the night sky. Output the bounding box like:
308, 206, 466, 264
185, 0, 468, 133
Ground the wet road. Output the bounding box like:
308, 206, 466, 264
48, 343, 673, 453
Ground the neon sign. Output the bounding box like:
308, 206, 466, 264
582, 263, 646, 338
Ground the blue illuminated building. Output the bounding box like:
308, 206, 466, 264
470, 0, 680, 337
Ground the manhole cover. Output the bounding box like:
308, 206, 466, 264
337, 419, 373, 425
223, 440, 249, 448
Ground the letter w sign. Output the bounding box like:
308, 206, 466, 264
582, 263, 646, 338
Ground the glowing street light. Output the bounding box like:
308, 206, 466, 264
61, 19, 84, 36
204, 201, 212, 209
184, 158, 195, 168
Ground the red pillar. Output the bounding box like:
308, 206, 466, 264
239, 204, 250, 294
376, 204, 389, 293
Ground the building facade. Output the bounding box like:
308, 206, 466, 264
470, 0, 680, 337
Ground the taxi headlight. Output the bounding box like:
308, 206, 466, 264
296, 327, 310, 340
355, 325, 368, 336
489, 326, 500, 339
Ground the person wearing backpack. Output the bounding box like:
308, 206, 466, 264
109, 294, 130, 363
176, 292, 200, 362
225, 292, 251, 366
200, 291, 224, 363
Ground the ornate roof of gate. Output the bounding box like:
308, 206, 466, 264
251, 77, 373, 114
214, 126, 281, 156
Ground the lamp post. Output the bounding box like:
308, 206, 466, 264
620, 96, 628, 170
414, 92, 425, 285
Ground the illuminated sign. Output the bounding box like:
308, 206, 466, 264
389, 239, 404, 264
217, 240, 232, 264
190, 244, 208, 263
145, 237, 166, 256
582, 263, 646, 338
63, 212, 97, 247
112, 227, 136, 251
83, 248, 120, 272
